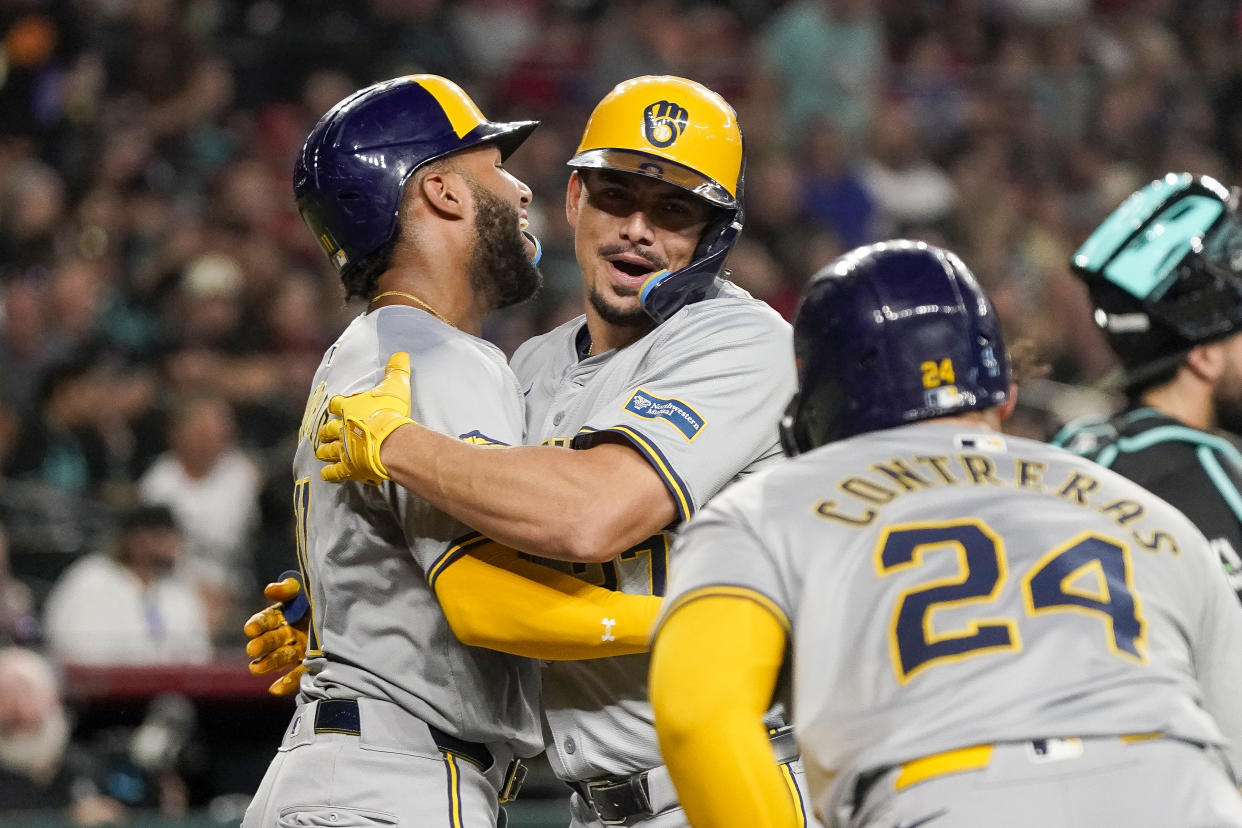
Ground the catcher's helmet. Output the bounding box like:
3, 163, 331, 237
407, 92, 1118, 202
568, 75, 743, 324
1071, 172, 1242, 391
780, 240, 1011, 455
294, 75, 539, 280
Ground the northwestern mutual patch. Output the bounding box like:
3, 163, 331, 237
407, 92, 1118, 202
623, 389, 705, 441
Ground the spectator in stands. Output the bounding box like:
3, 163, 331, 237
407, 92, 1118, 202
42, 505, 212, 665
757, 0, 886, 151
138, 394, 260, 585
0, 522, 37, 646
2, 355, 113, 498
0, 646, 126, 823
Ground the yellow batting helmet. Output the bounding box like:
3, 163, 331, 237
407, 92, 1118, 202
569, 75, 742, 209
570, 76, 746, 323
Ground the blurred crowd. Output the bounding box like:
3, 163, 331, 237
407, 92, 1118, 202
1, 0, 1241, 819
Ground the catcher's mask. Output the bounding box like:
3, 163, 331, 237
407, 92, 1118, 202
568, 75, 743, 324
294, 75, 540, 282
780, 240, 1011, 456
1071, 172, 1242, 391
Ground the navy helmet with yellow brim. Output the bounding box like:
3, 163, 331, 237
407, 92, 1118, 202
780, 240, 1010, 454
1071, 172, 1242, 391
294, 75, 539, 281
568, 75, 744, 324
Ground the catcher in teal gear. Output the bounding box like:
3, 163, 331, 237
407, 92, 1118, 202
1054, 172, 1242, 600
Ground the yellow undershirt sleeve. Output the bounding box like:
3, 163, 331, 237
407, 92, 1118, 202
433, 541, 662, 660
650, 591, 799, 828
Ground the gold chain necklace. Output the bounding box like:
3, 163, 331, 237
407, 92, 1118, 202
369, 290, 455, 328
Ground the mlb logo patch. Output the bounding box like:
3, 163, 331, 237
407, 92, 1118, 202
955, 434, 1007, 453
624, 389, 705, 440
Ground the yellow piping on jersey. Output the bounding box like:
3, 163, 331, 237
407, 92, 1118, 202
779, 762, 808, 826
608, 425, 694, 520
429, 533, 489, 587
444, 752, 464, 828
661, 585, 790, 633
1119, 731, 1163, 743
292, 477, 324, 657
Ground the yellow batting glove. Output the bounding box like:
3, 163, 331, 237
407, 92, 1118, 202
244, 576, 309, 697
316, 352, 415, 485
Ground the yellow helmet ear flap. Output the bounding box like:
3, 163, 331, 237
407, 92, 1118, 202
569, 76, 742, 208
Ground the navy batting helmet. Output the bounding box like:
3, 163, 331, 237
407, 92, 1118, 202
294, 75, 538, 281
780, 240, 1011, 455
1071, 172, 1242, 391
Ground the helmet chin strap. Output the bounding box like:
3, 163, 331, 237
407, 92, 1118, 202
639, 213, 741, 324
522, 230, 543, 266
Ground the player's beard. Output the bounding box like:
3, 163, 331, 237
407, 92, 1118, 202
1213, 350, 1242, 435
588, 244, 664, 330
465, 180, 542, 311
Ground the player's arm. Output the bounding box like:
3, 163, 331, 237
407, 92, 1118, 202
431, 539, 661, 659
318, 353, 674, 563
243, 542, 663, 672
382, 427, 673, 563
650, 590, 800, 828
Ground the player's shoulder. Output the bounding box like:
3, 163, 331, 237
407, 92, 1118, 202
685, 279, 790, 329
654, 281, 791, 350
369, 307, 510, 376
512, 314, 582, 367
1059, 406, 1242, 466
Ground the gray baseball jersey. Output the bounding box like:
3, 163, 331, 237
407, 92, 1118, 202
660, 422, 1242, 824
291, 306, 542, 752
510, 280, 796, 781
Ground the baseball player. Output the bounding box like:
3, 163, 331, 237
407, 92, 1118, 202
306, 76, 817, 826
649, 240, 1242, 828
243, 75, 665, 828
1053, 172, 1242, 599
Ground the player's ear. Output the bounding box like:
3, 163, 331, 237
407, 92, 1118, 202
565, 171, 584, 229
998, 383, 1019, 422
1185, 342, 1226, 384
419, 168, 469, 220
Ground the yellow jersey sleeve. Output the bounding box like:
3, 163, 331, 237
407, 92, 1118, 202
433, 540, 662, 660
650, 591, 800, 828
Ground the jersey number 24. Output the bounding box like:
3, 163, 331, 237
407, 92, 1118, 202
877, 519, 1145, 683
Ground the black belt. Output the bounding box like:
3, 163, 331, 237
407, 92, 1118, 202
313, 698, 494, 770
569, 776, 651, 826
569, 726, 798, 825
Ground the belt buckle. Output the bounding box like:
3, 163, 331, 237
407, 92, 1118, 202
586, 775, 650, 826
498, 759, 527, 804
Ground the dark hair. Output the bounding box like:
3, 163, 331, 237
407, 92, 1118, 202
340, 163, 441, 301
35, 354, 100, 408
341, 237, 396, 301
1123, 356, 1185, 401
121, 504, 179, 533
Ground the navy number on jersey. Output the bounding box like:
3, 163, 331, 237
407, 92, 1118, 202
293, 477, 323, 655
1024, 533, 1145, 662
877, 520, 1146, 682
563, 533, 670, 596
877, 521, 1018, 682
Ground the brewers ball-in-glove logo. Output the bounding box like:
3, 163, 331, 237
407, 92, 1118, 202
643, 100, 689, 148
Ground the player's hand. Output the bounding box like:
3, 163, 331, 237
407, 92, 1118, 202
316, 352, 414, 485
244, 575, 309, 697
